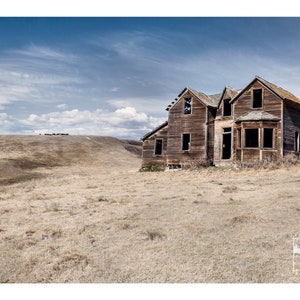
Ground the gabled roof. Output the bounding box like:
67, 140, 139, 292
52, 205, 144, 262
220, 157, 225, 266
166, 87, 221, 111
217, 86, 241, 108
231, 76, 300, 105
235, 111, 280, 123
141, 121, 168, 141
188, 87, 221, 107
256, 76, 300, 105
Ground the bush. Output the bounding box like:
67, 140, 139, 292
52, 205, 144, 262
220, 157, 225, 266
140, 165, 164, 172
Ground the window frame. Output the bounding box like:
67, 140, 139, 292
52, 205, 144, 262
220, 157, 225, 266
223, 98, 232, 117
252, 88, 263, 109
244, 128, 259, 148
154, 139, 163, 156
182, 133, 191, 151
183, 97, 192, 115
263, 128, 274, 149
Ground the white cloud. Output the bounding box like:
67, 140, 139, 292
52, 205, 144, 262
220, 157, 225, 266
19, 106, 165, 139
56, 103, 68, 109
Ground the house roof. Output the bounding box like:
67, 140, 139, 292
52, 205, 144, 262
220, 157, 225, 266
141, 121, 168, 141
217, 86, 241, 108
256, 76, 300, 105
235, 111, 280, 123
188, 87, 221, 107
231, 76, 300, 105
166, 87, 221, 111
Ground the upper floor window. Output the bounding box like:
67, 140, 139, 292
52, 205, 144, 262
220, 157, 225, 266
184, 97, 192, 114
223, 99, 232, 116
253, 89, 262, 108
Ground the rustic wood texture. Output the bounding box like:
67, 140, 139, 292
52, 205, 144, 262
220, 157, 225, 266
233, 81, 282, 120
142, 77, 300, 168
166, 90, 208, 166
232, 81, 283, 163
141, 124, 168, 168
283, 103, 300, 153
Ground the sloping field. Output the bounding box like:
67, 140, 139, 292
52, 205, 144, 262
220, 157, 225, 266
0, 135, 141, 185
0, 135, 300, 283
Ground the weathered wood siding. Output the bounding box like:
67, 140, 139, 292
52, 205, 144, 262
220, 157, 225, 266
214, 119, 233, 164
214, 90, 234, 165
141, 125, 168, 168
283, 102, 300, 153
232, 81, 283, 163
233, 121, 281, 164
167, 91, 208, 166
207, 107, 216, 162
233, 81, 282, 120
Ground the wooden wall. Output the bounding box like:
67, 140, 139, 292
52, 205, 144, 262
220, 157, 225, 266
232, 80, 283, 163
233, 81, 282, 120
166, 90, 208, 166
233, 121, 281, 164
283, 102, 300, 153
213, 89, 234, 165
214, 119, 233, 164
141, 124, 168, 168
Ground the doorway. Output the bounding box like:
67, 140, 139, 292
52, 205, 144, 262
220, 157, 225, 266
222, 128, 232, 159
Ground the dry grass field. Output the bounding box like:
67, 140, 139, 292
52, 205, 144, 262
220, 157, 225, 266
1, 135, 300, 283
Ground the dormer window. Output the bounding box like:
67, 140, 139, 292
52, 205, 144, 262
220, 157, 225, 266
223, 99, 231, 116
253, 89, 262, 108
184, 97, 192, 114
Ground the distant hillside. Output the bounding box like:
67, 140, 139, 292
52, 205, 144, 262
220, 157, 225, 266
0, 135, 142, 185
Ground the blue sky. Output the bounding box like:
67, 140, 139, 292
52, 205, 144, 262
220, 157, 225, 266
1, 17, 300, 138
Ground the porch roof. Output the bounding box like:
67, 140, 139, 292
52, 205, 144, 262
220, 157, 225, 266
235, 111, 280, 123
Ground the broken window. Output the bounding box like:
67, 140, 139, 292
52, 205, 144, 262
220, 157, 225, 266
154, 139, 163, 155
263, 128, 273, 148
223, 99, 232, 116
253, 89, 262, 108
295, 132, 300, 152
245, 128, 259, 148
184, 97, 192, 114
182, 133, 191, 151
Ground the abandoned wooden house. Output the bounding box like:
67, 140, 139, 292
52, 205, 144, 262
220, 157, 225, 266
141, 76, 300, 168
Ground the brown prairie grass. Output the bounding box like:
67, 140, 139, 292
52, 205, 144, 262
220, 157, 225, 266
0, 135, 300, 283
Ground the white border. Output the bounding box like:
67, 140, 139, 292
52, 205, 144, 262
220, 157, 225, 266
1, 1, 300, 17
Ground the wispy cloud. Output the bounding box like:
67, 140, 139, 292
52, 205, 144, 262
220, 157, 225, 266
0, 45, 83, 109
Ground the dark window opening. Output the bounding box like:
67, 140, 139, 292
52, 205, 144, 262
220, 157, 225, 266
263, 128, 273, 148
245, 128, 259, 148
223, 99, 232, 116
223, 127, 231, 133
182, 133, 190, 151
253, 89, 262, 108
295, 132, 300, 152
222, 128, 232, 159
184, 97, 192, 114
154, 139, 163, 155
237, 128, 241, 148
